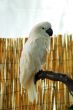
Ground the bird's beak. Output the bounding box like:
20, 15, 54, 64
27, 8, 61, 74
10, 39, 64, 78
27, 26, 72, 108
46, 28, 53, 36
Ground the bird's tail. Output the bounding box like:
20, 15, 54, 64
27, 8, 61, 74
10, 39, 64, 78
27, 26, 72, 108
27, 80, 37, 102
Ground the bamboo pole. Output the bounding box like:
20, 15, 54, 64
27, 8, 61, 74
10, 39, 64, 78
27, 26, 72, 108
63, 35, 70, 110
6, 39, 13, 110
56, 35, 64, 110
52, 36, 59, 110
68, 35, 73, 105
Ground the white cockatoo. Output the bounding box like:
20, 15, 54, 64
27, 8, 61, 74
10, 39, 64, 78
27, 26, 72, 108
20, 22, 53, 102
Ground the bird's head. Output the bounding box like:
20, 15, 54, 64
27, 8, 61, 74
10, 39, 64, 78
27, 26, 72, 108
29, 22, 53, 38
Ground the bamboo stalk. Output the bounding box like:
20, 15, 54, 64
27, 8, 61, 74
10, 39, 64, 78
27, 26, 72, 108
68, 35, 73, 105
63, 35, 70, 110
52, 36, 58, 110
57, 35, 65, 110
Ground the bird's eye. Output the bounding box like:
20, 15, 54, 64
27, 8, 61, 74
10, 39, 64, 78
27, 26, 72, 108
42, 27, 45, 29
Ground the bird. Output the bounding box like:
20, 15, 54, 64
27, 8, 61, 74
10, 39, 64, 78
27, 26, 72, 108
20, 21, 53, 102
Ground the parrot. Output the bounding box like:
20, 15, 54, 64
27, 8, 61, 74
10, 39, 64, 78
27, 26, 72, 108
20, 21, 53, 102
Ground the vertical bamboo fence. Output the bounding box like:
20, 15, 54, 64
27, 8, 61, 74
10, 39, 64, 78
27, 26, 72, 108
0, 35, 73, 110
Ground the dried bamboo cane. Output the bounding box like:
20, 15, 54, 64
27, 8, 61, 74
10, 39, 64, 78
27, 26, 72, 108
52, 36, 59, 110
63, 35, 70, 110
13, 39, 19, 110
0, 39, 8, 110
6, 39, 13, 110
47, 36, 55, 110
68, 35, 73, 105
0, 39, 5, 110
57, 35, 64, 110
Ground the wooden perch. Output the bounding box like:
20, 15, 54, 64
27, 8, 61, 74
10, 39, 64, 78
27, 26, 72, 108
34, 70, 73, 96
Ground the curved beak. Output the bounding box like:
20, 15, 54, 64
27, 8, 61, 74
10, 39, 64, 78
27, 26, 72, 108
46, 28, 53, 36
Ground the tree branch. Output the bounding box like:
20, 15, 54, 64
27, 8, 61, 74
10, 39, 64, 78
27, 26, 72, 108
34, 70, 73, 96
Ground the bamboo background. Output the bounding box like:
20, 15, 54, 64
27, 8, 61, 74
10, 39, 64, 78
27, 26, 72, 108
0, 35, 73, 110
